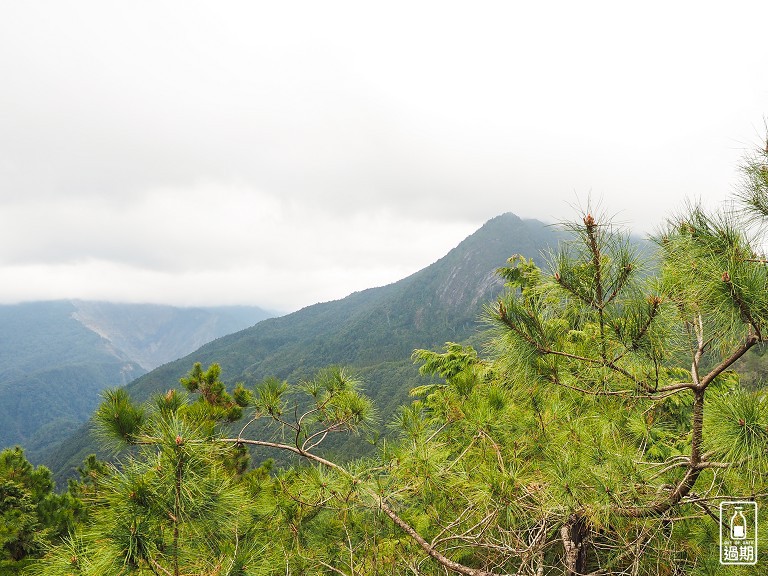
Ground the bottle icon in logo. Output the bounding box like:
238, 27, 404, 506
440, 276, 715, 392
731, 506, 747, 540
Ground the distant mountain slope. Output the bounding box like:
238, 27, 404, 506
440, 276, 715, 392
0, 301, 275, 458
0, 301, 145, 454
46, 213, 564, 481
70, 301, 276, 371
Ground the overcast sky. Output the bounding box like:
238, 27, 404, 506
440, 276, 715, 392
1, 2, 766, 312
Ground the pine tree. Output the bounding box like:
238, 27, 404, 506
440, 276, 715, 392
223, 140, 768, 574
26, 138, 768, 575
0, 447, 77, 574
28, 367, 264, 576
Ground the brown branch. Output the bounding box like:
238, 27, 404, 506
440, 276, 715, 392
221, 438, 346, 473
541, 349, 602, 364
146, 555, 173, 576
431, 509, 498, 548
615, 386, 707, 518
690, 389, 705, 464
553, 380, 635, 397
698, 333, 759, 390
651, 382, 696, 394
430, 506, 476, 547
219, 437, 518, 576
544, 348, 658, 393
693, 461, 731, 470
315, 560, 350, 576
584, 217, 608, 363
302, 419, 352, 452
236, 415, 259, 439
553, 374, 692, 399
687, 494, 726, 529
298, 395, 334, 429
642, 456, 691, 482
378, 501, 510, 576
614, 466, 702, 518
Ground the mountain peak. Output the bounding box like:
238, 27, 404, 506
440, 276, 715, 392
44, 214, 564, 480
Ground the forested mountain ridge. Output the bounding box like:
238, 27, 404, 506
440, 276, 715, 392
0, 301, 275, 459
120, 213, 559, 390
45, 213, 565, 480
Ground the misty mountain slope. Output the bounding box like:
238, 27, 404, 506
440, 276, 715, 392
46, 213, 564, 479
0, 301, 145, 453
70, 301, 276, 370
0, 301, 275, 458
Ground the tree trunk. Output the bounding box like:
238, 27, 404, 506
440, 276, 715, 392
561, 514, 588, 576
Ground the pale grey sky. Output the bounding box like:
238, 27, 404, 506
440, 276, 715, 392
1, 1, 766, 311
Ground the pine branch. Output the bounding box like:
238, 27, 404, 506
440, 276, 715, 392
613, 466, 702, 518
146, 554, 174, 576
722, 273, 763, 340
378, 502, 511, 576
219, 437, 520, 576
698, 333, 759, 390
628, 296, 661, 350
614, 385, 707, 519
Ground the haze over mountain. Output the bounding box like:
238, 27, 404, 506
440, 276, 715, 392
0, 301, 275, 457
68, 301, 277, 371
45, 213, 566, 480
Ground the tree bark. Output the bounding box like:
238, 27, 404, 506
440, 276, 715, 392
561, 514, 588, 576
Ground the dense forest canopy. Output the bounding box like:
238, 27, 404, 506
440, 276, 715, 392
3, 140, 768, 574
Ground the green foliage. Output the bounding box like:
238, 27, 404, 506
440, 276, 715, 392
0, 479, 39, 565
298, 366, 376, 436
412, 342, 482, 381
180, 362, 244, 422
30, 373, 265, 576
386, 191, 768, 572
241, 366, 377, 456
736, 135, 768, 222
253, 376, 287, 417
94, 388, 145, 448
0, 447, 77, 574
704, 387, 768, 480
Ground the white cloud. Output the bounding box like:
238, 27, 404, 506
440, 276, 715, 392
1, 1, 767, 309
0, 181, 476, 309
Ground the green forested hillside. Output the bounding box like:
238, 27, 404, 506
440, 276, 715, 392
45, 213, 564, 480
0, 301, 146, 455
0, 301, 275, 460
